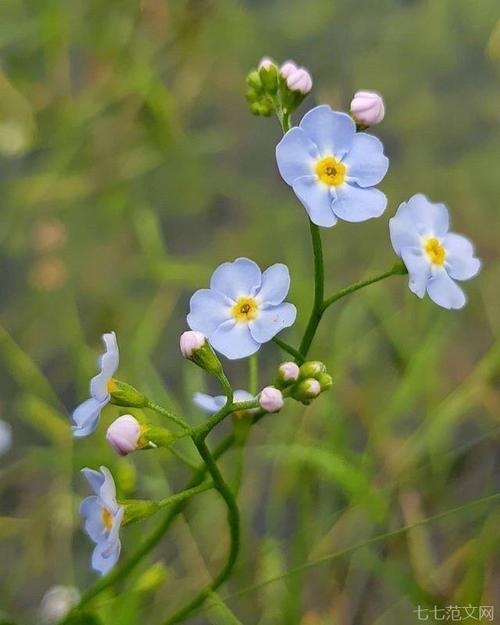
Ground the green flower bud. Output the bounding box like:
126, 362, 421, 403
135, 562, 168, 593
180, 331, 223, 377
122, 499, 160, 525
317, 372, 333, 391
259, 63, 278, 95
108, 379, 147, 408
291, 377, 322, 405
299, 361, 326, 380
246, 70, 262, 92
275, 361, 300, 389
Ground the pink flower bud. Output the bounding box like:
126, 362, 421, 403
259, 386, 284, 413
350, 90, 385, 126
106, 415, 142, 456
258, 56, 274, 71
304, 378, 321, 397
279, 361, 300, 382
280, 61, 313, 95
280, 61, 298, 78
180, 330, 206, 358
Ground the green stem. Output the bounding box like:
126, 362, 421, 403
161, 438, 240, 625
157, 480, 213, 508
248, 354, 258, 395
321, 261, 406, 312
272, 337, 304, 363
146, 400, 190, 431
298, 221, 325, 359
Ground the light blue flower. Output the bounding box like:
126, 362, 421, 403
275, 105, 389, 227
193, 389, 255, 415
80, 466, 124, 575
187, 257, 296, 360
72, 332, 119, 437
389, 194, 481, 309
0, 420, 12, 456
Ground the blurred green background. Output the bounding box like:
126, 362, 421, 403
0, 1, 499, 623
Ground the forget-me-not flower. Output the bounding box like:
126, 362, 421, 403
187, 257, 296, 359
193, 389, 255, 416
0, 420, 12, 456
389, 194, 481, 309
72, 332, 119, 437
80, 466, 124, 575
276, 105, 389, 227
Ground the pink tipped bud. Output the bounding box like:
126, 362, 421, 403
304, 378, 321, 397
280, 61, 298, 79
106, 415, 142, 456
259, 386, 284, 413
286, 68, 312, 94
180, 330, 206, 359
279, 362, 300, 382
258, 56, 274, 71
350, 90, 385, 126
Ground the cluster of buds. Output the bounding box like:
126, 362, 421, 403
275, 360, 332, 405
246, 57, 313, 118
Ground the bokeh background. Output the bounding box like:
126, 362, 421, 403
1, 1, 499, 623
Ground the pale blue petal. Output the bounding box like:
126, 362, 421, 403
193, 392, 227, 414
102, 507, 124, 555
0, 420, 12, 455
249, 303, 297, 343
292, 175, 338, 227
81, 468, 105, 495
210, 258, 262, 300
90, 332, 119, 401
405, 194, 449, 237
276, 127, 319, 184
389, 202, 422, 255
233, 390, 254, 403
299, 106, 355, 158
99, 466, 118, 513
187, 289, 232, 336
443, 233, 481, 281
72, 397, 108, 437
401, 248, 431, 298
80, 496, 105, 543
332, 184, 387, 222
426, 269, 466, 309
257, 264, 290, 305
210, 319, 260, 359
343, 133, 389, 187
91, 538, 121, 575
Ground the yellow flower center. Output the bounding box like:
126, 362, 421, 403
315, 156, 346, 186
424, 237, 446, 266
107, 378, 118, 394
101, 507, 113, 531
231, 296, 258, 323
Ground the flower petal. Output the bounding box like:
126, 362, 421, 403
401, 248, 431, 298
81, 468, 105, 494
72, 397, 108, 438
426, 269, 466, 309
292, 175, 338, 227
389, 205, 421, 255
210, 319, 260, 359
249, 303, 297, 343
193, 392, 227, 414
210, 257, 262, 300
407, 194, 449, 237
233, 390, 254, 403
99, 466, 118, 513
299, 106, 355, 158
343, 133, 389, 187
90, 332, 119, 401
257, 263, 291, 305
91, 537, 121, 575
332, 183, 387, 222
443, 233, 481, 281
80, 496, 105, 543
187, 289, 232, 336
275, 127, 319, 185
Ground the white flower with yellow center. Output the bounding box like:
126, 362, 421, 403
390, 194, 480, 309
275, 105, 389, 227
187, 257, 296, 359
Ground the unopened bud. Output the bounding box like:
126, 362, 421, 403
317, 372, 333, 391
259, 60, 278, 94
259, 386, 284, 413
106, 415, 144, 456
180, 330, 205, 358
292, 378, 321, 404
123, 499, 160, 525
280, 61, 313, 94
299, 361, 326, 380
180, 331, 222, 377
350, 90, 385, 127
258, 56, 274, 71
108, 379, 147, 408
276, 361, 300, 388
142, 425, 174, 449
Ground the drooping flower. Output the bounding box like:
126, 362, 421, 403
106, 415, 143, 456
187, 257, 296, 359
259, 386, 284, 413
350, 90, 385, 126
389, 194, 481, 309
276, 105, 389, 227
72, 332, 119, 437
80, 466, 124, 575
193, 389, 255, 416
39, 586, 80, 624
0, 420, 12, 455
